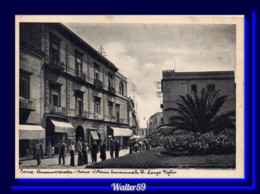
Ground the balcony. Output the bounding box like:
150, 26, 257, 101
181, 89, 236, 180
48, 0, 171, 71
45, 61, 65, 72
108, 86, 115, 94
49, 104, 66, 115
76, 71, 86, 81
75, 110, 88, 118
19, 97, 36, 111
94, 113, 103, 120
94, 79, 103, 90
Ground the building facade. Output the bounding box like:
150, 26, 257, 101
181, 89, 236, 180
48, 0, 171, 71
127, 97, 139, 135
147, 112, 164, 136
161, 70, 236, 124
19, 23, 132, 156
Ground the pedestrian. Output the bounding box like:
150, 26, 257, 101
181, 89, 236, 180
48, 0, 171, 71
33, 140, 43, 166
77, 137, 83, 166
134, 141, 139, 153
114, 139, 120, 158
145, 140, 150, 150
82, 142, 88, 165
69, 140, 75, 166
100, 141, 107, 161
109, 139, 115, 158
129, 139, 134, 154
91, 141, 99, 163
58, 139, 67, 165
51, 145, 55, 157
47, 143, 52, 158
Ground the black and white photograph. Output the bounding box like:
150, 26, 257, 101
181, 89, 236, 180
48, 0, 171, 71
15, 15, 244, 178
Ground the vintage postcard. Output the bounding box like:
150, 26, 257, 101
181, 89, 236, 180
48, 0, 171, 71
15, 15, 244, 178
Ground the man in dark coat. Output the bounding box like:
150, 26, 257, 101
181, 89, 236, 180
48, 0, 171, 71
100, 142, 107, 161
77, 137, 83, 166
82, 142, 88, 165
91, 141, 99, 163
34, 140, 43, 166
58, 139, 67, 165
109, 139, 115, 158
114, 139, 120, 158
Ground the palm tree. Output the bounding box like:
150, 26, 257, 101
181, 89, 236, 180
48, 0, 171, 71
161, 88, 235, 134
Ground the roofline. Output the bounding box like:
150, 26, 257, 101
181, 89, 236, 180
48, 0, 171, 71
48, 23, 119, 72
163, 70, 234, 75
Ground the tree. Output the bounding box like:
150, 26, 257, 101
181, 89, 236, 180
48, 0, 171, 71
161, 88, 235, 134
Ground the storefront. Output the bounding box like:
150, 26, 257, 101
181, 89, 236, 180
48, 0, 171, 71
46, 118, 74, 154
107, 126, 132, 148
19, 124, 45, 157
87, 130, 100, 147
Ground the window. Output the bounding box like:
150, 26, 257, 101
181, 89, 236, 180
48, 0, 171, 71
49, 36, 60, 65
49, 82, 61, 107
180, 83, 186, 95
20, 73, 30, 99
94, 64, 100, 80
94, 97, 101, 114
119, 81, 124, 95
75, 91, 83, 116
108, 72, 114, 87
191, 84, 197, 93
116, 104, 120, 123
75, 52, 83, 77
207, 84, 215, 92
108, 101, 113, 120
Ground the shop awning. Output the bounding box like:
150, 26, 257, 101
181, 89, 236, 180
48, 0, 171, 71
50, 119, 74, 133
110, 127, 132, 137
19, 125, 45, 140
90, 131, 99, 140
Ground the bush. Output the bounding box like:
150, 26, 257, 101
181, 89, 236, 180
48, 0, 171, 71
162, 131, 235, 156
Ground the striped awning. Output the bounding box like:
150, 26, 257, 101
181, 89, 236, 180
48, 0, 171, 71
50, 119, 74, 133
110, 127, 132, 137
90, 131, 99, 140
19, 125, 45, 140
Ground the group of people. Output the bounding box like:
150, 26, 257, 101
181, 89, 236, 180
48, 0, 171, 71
33, 138, 120, 167
109, 139, 121, 158
129, 139, 150, 154
63, 137, 101, 166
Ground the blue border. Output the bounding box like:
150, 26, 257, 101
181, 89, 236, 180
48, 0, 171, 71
9, 11, 257, 192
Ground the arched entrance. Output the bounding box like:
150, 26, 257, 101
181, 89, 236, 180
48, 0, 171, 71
75, 126, 84, 143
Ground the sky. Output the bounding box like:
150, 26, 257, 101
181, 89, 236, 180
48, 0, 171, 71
64, 23, 236, 128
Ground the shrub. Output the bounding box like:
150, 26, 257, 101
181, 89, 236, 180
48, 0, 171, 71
162, 132, 235, 156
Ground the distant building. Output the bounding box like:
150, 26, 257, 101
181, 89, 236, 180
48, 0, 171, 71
147, 112, 164, 136
161, 70, 236, 124
137, 128, 147, 137
127, 97, 139, 134
19, 23, 132, 157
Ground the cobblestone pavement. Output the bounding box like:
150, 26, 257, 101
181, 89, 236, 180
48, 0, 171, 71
19, 149, 130, 169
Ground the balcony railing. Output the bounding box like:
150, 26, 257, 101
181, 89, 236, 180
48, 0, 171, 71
108, 86, 115, 94
45, 61, 65, 72
76, 71, 86, 81
19, 97, 36, 110
94, 79, 103, 89
49, 104, 66, 115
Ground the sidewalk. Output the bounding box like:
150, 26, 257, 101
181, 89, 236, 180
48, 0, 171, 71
19, 149, 130, 169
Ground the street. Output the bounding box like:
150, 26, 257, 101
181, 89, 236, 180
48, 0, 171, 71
19, 149, 130, 169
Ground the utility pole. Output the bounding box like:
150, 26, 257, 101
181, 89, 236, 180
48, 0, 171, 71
98, 45, 107, 57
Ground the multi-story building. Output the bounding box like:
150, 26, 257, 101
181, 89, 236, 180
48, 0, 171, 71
137, 128, 147, 138
127, 97, 139, 135
147, 112, 164, 136
161, 70, 236, 124
19, 23, 132, 156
